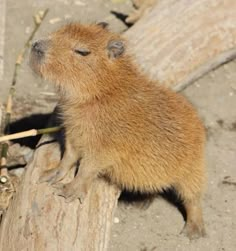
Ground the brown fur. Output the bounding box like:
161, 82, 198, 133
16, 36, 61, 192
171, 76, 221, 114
30, 23, 206, 239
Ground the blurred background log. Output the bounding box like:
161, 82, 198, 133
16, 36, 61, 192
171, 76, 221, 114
125, 0, 236, 91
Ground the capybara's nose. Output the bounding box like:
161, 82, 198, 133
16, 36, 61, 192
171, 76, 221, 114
31, 40, 48, 56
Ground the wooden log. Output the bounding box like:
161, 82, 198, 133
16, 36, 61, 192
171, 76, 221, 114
125, 0, 236, 91
0, 114, 121, 251
0, 0, 236, 250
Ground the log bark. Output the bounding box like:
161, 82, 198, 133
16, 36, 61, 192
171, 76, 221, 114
125, 0, 236, 91
0, 117, 121, 251
0, 0, 236, 250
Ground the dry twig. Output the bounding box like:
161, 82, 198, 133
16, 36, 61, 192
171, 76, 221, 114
0, 126, 62, 143
0, 9, 49, 178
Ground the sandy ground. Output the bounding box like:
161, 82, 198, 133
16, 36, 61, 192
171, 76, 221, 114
0, 0, 235, 250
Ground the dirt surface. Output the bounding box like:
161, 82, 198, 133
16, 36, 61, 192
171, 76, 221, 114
0, 1, 235, 251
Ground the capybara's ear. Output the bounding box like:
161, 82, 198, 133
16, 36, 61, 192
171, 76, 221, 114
107, 40, 125, 59
96, 22, 109, 29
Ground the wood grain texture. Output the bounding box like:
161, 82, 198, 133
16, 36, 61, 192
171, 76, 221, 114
0, 118, 121, 251
125, 0, 236, 91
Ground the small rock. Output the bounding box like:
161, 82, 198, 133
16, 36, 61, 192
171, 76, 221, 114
25, 26, 31, 34
111, 0, 127, 3
64, 14, 72, 20
114, 217, 120, 223
74, 0, 86, 6
49, 18, 62, 24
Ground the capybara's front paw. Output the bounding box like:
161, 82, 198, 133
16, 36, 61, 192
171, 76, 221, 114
38, 167, 67, 184
53, 182, 88, 203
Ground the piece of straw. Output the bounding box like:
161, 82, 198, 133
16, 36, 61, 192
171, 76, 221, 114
0, 126, 62, 143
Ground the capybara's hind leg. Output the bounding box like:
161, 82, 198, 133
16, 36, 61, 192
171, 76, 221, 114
175, 183, 206, 239
182, 196, 206, 239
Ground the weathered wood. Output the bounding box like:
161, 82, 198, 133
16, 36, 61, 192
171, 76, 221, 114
125, 0, 236, 91
126, 0, 158, 24
0, 116, 121, 251
1, 0, 236, 250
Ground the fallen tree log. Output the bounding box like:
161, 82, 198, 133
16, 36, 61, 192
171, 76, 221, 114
125, 0, 236, 91
0, 0, 236, 250
0, 114, 121, 251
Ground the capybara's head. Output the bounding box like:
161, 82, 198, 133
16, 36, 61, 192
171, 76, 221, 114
30, 23, 128, 97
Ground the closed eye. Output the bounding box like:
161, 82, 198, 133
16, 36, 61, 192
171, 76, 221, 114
74, 48, 91, 56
